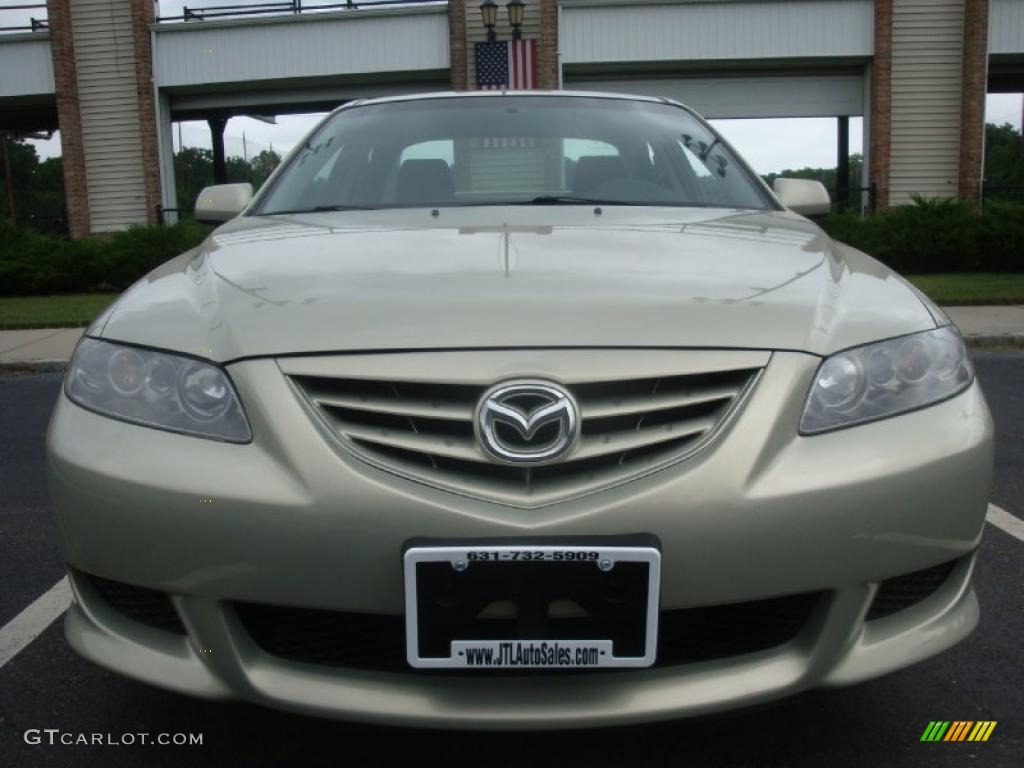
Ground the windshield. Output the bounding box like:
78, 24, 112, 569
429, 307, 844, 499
254, 95, 776, 214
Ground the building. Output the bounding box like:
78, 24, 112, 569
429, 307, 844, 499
1, 0, 1022, 237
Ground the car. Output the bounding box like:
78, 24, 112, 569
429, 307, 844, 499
47, 91, 993, 729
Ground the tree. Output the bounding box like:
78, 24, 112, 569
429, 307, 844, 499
2, 137, 283, 230
249, 150, 281, 187
984, 122, 1024, 191
174, 147, 281, 212
225, 156, 252, 187
0, 137, 67, 234
174, 146, 214, 211
762, 153, 864, 192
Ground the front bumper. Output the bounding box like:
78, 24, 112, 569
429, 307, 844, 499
47, 351, 994, 728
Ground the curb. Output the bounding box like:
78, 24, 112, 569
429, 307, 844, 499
963, 333, 1024, 350
0, 360, 69, 374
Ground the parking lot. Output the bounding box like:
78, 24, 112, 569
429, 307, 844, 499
1, 352, 1021, 767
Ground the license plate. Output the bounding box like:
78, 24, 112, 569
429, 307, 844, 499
404, 543, 661, 669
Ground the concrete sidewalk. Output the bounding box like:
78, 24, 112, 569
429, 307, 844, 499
0, 306, 1021, 370
0, 328, 84, 370
945, 306, 1024, 346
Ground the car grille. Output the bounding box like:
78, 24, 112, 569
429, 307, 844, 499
289, 363, 760, 506
866, 559, 958, 621
87, 574, 186, 634
234, 592, 820, 673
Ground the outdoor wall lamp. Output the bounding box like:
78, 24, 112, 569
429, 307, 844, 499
507, 0, 525, 39
480, 0, 498, 42
480, 0, 526, 42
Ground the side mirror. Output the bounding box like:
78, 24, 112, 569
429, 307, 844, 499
194, 183, 253, 223
772, 178, 831, 216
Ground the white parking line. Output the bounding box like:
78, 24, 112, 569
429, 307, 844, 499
987, 503, 1024, 543
0, 577, 72, 670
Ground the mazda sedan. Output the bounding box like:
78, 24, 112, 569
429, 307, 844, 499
48, 92, 993, 728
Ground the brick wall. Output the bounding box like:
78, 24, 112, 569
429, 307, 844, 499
958, 0, 989, 200
130, 0, 161, 224
448, 0, 468, 90
537, 0, 558, 89
869, 0, 893, 210
457, 0, 558, 89
45, 0, 90, 238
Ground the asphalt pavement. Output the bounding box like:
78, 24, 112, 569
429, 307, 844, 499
0, 353, 1022, 767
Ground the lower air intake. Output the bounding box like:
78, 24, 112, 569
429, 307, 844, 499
234, 592, 821, 673
866, 560, 958, 621
87, 574, 186, 635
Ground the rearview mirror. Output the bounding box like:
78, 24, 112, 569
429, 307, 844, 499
194, 183, 253, 223
772, 178, 831, 216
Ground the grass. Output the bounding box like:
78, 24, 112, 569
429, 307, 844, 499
0, 272, 1021, 331
0, 293, 118, 330
905, 273, 1024, 306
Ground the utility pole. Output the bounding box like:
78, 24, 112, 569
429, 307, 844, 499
242, 131, 249, 183
2, 132, 15, 225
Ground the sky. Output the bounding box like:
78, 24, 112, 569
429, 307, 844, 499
4, 3, 1022, 173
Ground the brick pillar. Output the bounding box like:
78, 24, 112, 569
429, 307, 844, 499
869, 0, 893, 210
448, 0, 468, 90
45, 0, 90, 238
537, 0, 559, 89
455, 0, 557, 90
130, 0, 162, 224
958, 0, 989, 200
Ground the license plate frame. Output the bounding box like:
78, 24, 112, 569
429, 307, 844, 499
404, 543, 661, 670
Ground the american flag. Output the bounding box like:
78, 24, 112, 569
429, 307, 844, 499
474, 39, 538, 90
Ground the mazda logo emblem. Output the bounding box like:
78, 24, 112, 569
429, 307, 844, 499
475, 381, 579, 464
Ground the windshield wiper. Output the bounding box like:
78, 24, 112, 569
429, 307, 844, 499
527, 197, 740, 209
527, 196, 647, 206
256, 204, 377, 216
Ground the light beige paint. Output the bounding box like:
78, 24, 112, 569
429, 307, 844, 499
49, 92, 994, 728
94, 206, 936, 362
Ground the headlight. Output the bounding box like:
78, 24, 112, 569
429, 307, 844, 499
65, 338, 251, 443
800, 326, 973, 434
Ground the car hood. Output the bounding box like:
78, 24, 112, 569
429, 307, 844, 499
95, 207, 937, 363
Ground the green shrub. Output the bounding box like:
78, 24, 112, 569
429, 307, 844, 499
975, 202, 1024, 272
0, 220, 211, 296
877, 197, 980, 272
0, 224, 82, 294
819, 197, 1024, 274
